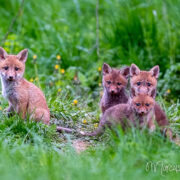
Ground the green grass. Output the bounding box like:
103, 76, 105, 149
0, 89, 179, 180
0, 0, 179, 96
0, 0, 180, 179
0, 120, 180, 180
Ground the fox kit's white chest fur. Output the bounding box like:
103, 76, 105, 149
0, 76, 17, 102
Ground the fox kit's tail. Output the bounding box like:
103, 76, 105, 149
56, 126, 74, 133
56, 116, 106, 136
56, 125, 105, 136
80, 124, 105, 136
56, 123, 106, 137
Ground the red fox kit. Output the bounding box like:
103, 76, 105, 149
100, 63, 129, 113
0, 47, 50, 124
80, 89, 156, 136
130, 64, 169, 127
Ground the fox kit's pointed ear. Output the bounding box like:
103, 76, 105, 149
121, 66, 130, 78
103, 63, 111, 75
150, 65, 159, 79
0, 47, 8, 60
130, 64, 140, 76
17, 49, 28, 63
130, 87, 137, 98
150, 89, 156, 99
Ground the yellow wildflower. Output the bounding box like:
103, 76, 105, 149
60, 69, 65, 74
56, 55, 61, 60
58, 88, 61, 92
94, 123, 98, 128
99, 83, 102, 87
82, 119, 87, 124
30, 78, 34, 82
33, 55, 37, 60
0, 106, 2, 111
73, 99, 78, 105
54, 64, 59, 70
166, 89, 171, 94
98, 67, 102, 72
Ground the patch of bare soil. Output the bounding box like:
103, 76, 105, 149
72, 139, 90, 153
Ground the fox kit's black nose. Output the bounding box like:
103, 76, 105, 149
8, 76, 14, 81
139, 111, 145, 116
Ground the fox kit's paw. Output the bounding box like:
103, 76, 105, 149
31, 108, 50, 125
4, 106, 14, 117
164, 128, 173, 140
5, 106, 11, 112
173, 136, 180, 146
149, 125, 156, 133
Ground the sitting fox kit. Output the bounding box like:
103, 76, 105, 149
130, 64, 169, 127
81, 89, 156, 136
100, 63, 129, 113
0, 47, 50, 124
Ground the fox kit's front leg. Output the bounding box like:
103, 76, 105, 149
6, 102, 15, 117
16, 102, 28, 119
147, 113, 156, 132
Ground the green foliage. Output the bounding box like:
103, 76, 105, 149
0, 127, 180, 180
158, 63, 180, 99
0, 0, 179, 98
0, 114, 58, 145
0, 85, 179, 179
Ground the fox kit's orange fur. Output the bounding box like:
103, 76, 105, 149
100, 63, 129, 113
81, 89, 156, 136
130, 64, 169, 127
130, 64, 159, 94
0, 47, 50, 124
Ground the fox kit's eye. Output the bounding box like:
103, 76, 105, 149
147, 82, 151, 87
107, 81, 111, 85
15, 67, 19, 71
3, 66, 9, 70
117, 82, 121, 86
137, 82, 141, 86
145, 103, 150, 107
136, 103, 141, 106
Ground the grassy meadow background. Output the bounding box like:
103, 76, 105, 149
0, 0, 180, 179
